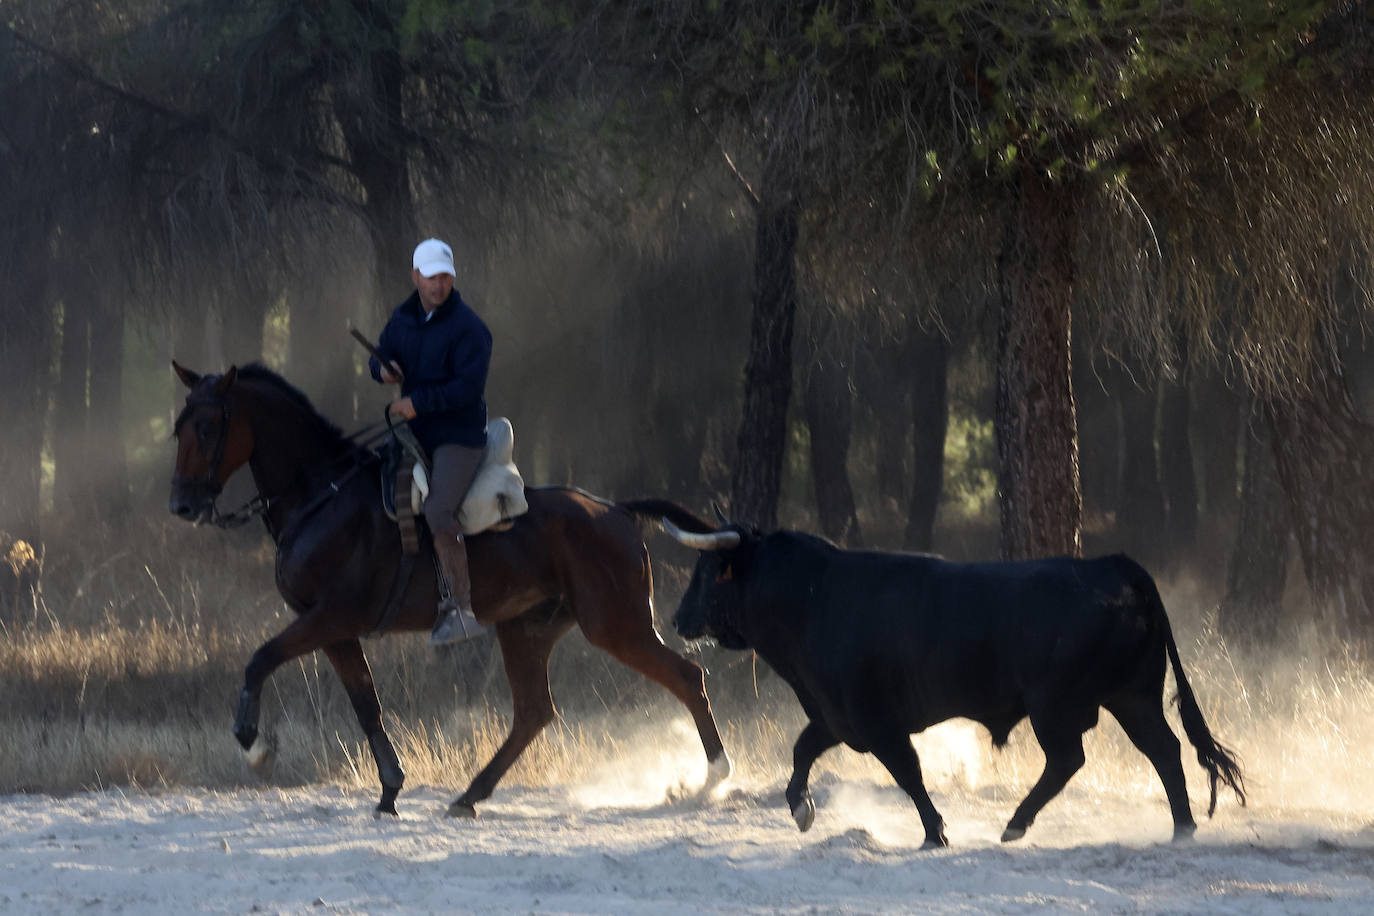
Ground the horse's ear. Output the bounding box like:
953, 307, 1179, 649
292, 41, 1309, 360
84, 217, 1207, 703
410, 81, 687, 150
172, 360, 201, 390
212, 365, 238, 397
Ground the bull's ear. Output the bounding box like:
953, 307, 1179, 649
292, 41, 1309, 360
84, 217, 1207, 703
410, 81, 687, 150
172, 360, 201, 390
212, 365, 238, 396
711, 502, 730, 526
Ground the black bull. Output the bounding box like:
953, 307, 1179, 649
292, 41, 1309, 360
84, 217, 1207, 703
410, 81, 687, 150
628, 500, 1246, 848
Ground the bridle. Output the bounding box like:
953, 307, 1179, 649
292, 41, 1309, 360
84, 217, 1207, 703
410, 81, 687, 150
178, 388, 268, 529
178, 383, 388, 531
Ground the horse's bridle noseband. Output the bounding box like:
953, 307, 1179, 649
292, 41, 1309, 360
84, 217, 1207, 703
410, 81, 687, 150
178, 388, 269, 529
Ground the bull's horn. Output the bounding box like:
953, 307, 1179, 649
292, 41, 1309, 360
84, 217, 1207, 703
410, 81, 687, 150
662, 518, 741, 551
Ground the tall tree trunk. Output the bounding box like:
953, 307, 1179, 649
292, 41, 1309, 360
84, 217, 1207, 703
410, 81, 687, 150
1218, 403, 1290, 648
905, 329, 948, 552
803, 312, 861, 546
358, 155, 417, 309
287, 279, 358, 425
1267, 330, 1374, 645
1113, 364, 1167, 568
52, 300, 90, 518
331, 1, 417, 310
1159, 340, 1198, 565
1192, 366, 1242, 528
220, 270, 270, 365
89, 295, 130, 522
869, 334, 909, 512
204, 294, 227, 371
0, 246, 52, 546
1074, 356, 1121, 546
730, 168, 798, 529
995, 168, 1081, 560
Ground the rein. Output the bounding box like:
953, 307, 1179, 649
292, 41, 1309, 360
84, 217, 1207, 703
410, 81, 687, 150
202, 408, 388, 531
211, 493, 273, 529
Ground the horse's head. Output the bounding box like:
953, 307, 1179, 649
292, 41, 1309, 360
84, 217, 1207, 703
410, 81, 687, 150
169, 361, 254, 523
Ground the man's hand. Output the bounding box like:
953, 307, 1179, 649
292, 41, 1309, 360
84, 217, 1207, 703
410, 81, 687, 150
379, 360, 405, 384
388, 396, 417, 421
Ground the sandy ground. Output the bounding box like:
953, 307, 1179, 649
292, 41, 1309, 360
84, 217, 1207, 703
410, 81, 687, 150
2, 763, 1372, 916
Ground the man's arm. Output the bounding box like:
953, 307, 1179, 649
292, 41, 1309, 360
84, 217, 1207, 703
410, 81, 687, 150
367, 323, 404, 384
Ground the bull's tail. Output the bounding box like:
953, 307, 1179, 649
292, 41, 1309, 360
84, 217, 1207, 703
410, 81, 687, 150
1151, 586, 1247, 816
619, 499, 717, 535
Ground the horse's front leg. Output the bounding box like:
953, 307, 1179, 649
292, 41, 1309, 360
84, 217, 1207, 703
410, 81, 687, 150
322, 640, 405, 816
234, 615, 335, 771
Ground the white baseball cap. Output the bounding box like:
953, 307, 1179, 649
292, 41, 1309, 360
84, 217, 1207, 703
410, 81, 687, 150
412, 238, 456, 278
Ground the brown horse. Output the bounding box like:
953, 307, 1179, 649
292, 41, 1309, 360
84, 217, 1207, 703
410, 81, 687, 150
168, 361, 730, 815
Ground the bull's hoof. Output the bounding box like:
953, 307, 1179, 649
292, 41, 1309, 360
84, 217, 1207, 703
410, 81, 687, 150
373, 804, 399, 819
446, 800, 478, 819
920, 834, 949, 850
791, 795, 816, 832
1000, 825, 1026, 843
1172, 823, 1197, 842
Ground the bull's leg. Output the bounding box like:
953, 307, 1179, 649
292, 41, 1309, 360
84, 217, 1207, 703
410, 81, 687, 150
869, 737, 948, 849
1106, 697, 1196, 840
1001, 719, 1087, 842
233, 615, 337, 771
448, 613, 567, 817
321, 640, 405, 817
580, 616, 732, 792
785, 720, 839, 832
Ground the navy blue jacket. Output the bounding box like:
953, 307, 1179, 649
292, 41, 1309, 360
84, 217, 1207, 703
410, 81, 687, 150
369, 289, 492, 453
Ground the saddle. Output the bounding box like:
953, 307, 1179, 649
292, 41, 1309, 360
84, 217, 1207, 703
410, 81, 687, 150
380, 417, 529, 554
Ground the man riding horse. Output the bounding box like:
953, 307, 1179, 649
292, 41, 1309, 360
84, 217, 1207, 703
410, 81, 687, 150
371, 237, 490, 645
168, 238, 734, 815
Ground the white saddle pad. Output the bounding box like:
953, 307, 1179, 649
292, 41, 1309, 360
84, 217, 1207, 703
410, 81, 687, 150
410, 417, 529, 534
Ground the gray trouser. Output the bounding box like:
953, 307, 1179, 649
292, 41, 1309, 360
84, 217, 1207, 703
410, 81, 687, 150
425, 444, 485, 537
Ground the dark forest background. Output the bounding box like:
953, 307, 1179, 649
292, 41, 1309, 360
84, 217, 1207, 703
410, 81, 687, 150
4, 1, 1374, 669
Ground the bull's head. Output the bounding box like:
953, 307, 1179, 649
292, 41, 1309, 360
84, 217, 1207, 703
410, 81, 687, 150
168, 361, 251, 523
665, 514, 757, 650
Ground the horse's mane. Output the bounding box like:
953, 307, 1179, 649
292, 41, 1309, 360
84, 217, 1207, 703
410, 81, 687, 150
235, 363, 351, 448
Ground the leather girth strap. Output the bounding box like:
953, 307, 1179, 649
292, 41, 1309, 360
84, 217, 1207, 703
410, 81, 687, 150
369, 549, 417, 638
395, 454, 420, 555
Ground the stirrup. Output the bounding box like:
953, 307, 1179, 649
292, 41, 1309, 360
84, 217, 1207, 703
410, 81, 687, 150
430, 603, 487, 646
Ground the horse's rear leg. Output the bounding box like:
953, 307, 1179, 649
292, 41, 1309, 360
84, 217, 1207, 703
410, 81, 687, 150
583, 618, 731, 790
322, 640, 405, 816
449, 609, 570, 817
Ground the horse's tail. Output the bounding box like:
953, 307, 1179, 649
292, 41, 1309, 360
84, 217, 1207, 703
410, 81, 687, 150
1145, 575, 1247, 816
618, 499, 718, 535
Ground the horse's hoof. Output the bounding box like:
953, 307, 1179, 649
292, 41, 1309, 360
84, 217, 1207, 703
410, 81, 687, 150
704, 754, 734, 793
791, 795, 815, 832
446, 800, 478, 819
1172, 823, 1197, 842
1000, 825, 1026, 843
244, 735, 274, 774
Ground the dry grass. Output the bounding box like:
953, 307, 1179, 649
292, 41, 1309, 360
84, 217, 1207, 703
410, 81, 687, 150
2, 517, 1371, 830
